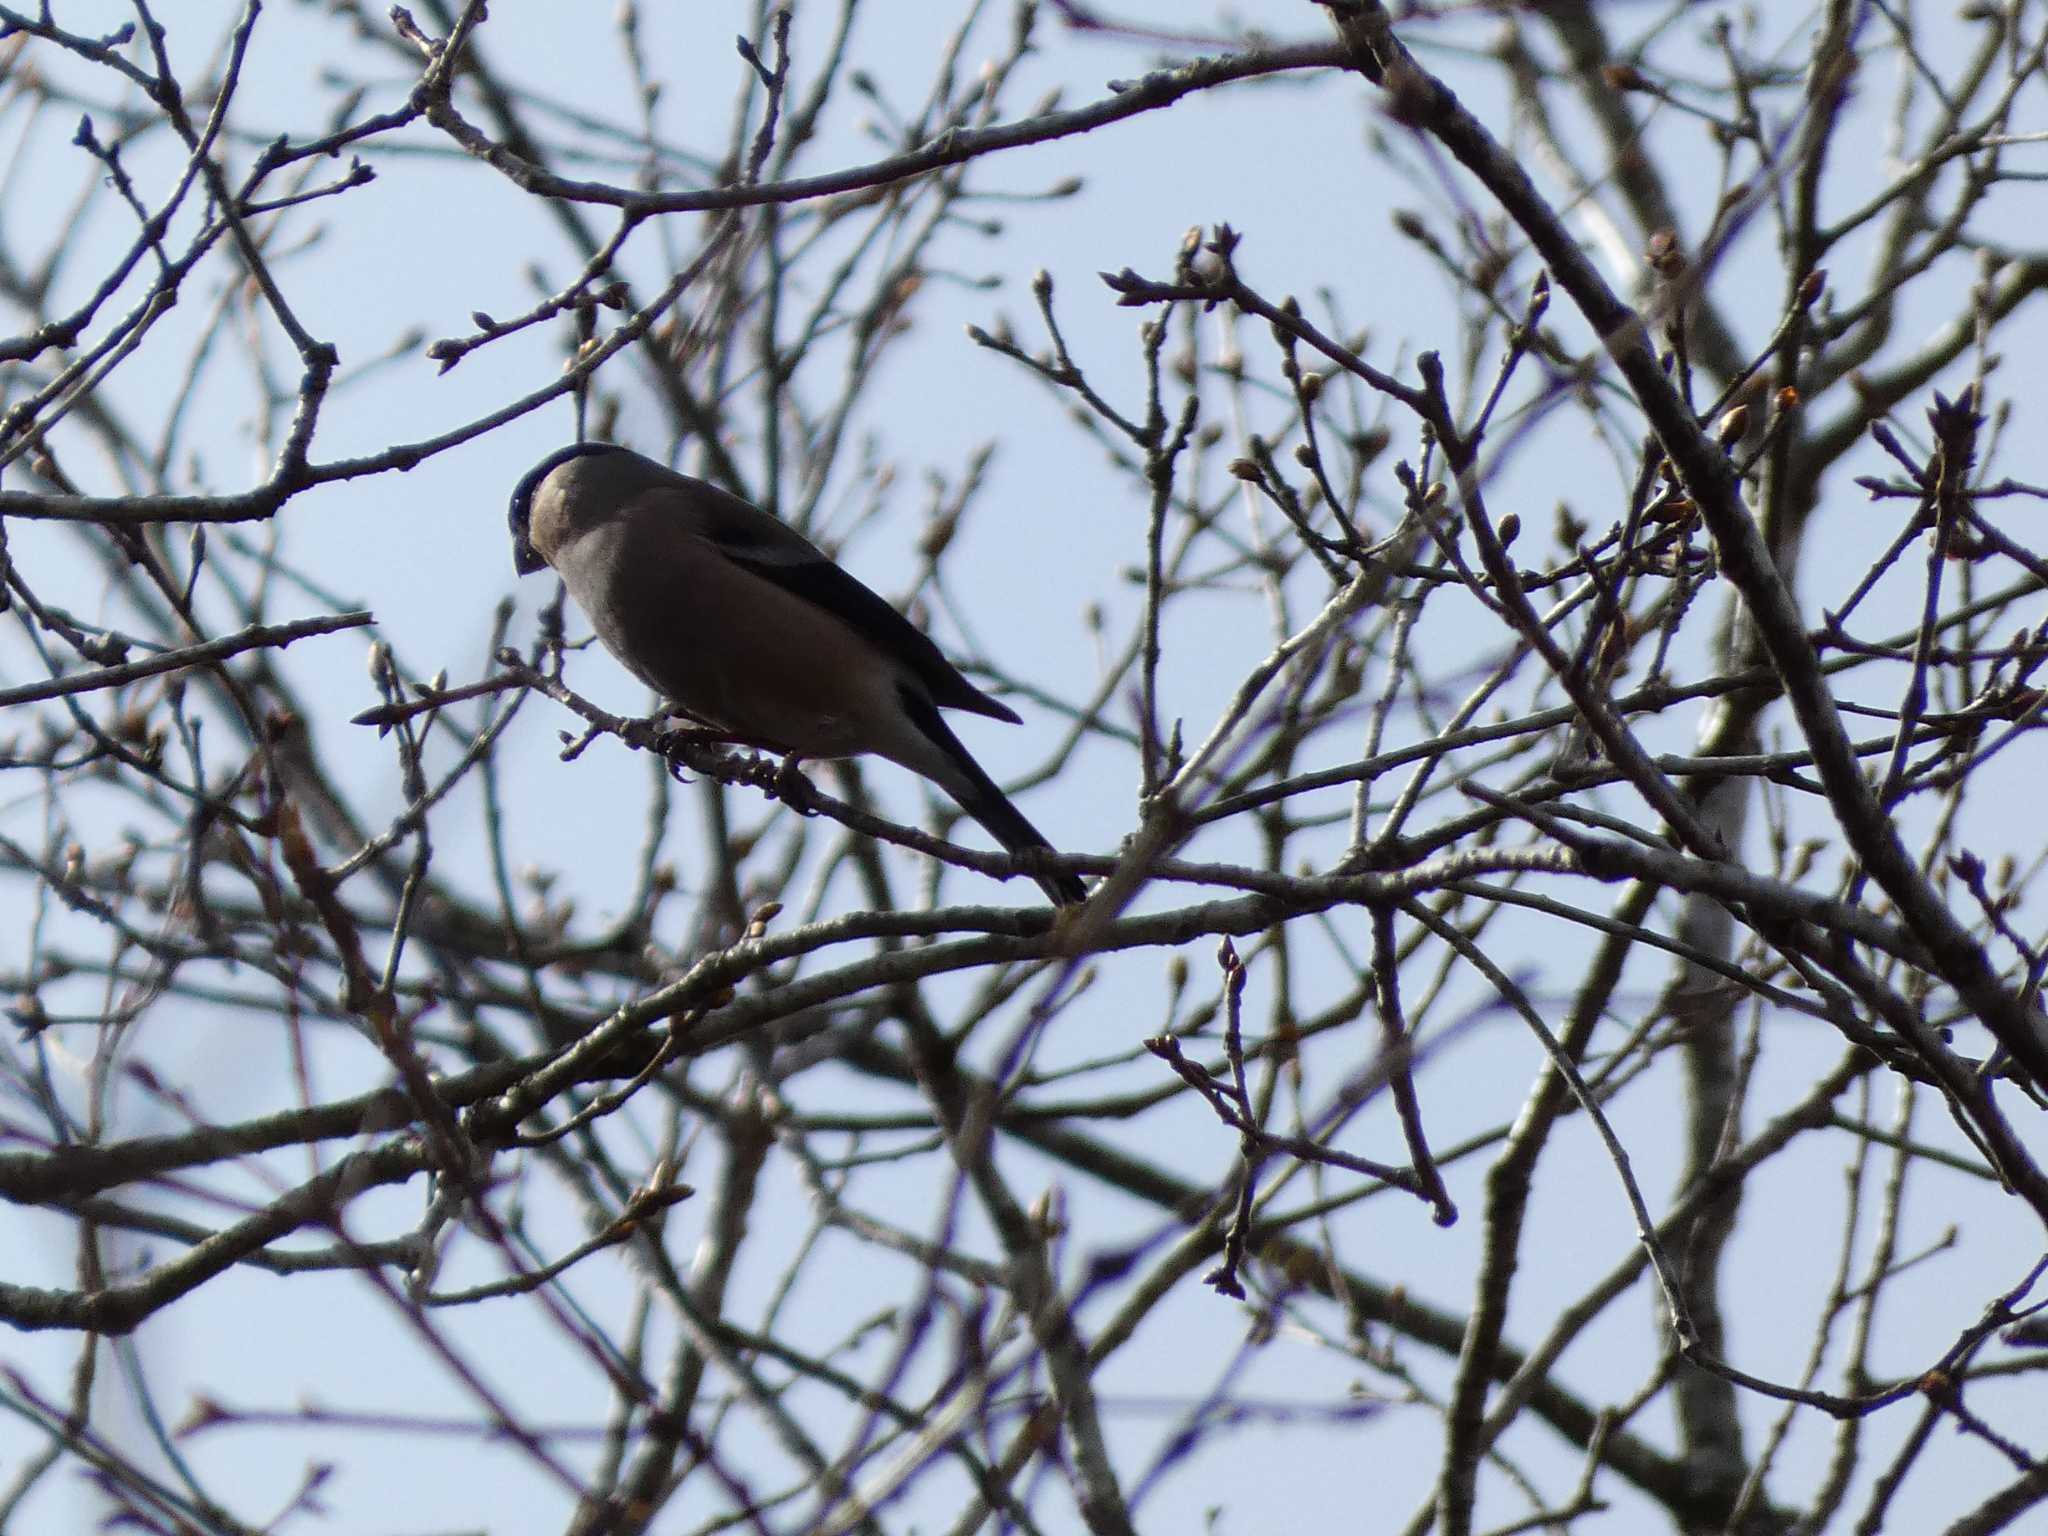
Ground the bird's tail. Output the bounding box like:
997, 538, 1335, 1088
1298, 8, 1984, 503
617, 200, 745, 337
898, 690, 1087, 905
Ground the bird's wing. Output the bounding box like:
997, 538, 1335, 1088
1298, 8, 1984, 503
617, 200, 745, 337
666, 481, 1023, 724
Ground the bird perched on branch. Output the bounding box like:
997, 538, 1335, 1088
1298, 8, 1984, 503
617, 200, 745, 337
508, 441, 1086, 906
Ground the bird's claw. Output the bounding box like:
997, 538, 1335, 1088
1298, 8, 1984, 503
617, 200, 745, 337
770, 752, 817, 814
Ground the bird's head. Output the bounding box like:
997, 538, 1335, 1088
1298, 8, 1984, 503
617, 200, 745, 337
508, 441, 634, 575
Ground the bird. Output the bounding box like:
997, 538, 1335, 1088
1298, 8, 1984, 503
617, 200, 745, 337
508, 441, 1087, 905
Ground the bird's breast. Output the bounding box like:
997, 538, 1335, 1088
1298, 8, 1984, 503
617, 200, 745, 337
552, 521, 900, 760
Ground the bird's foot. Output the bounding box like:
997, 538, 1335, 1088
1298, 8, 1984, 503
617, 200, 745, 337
640, 721, 733, 784
769, 752, 818, 814
646, 721, 724, 752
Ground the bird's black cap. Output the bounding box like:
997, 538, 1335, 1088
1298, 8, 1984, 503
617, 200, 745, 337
508, 441, 629, 575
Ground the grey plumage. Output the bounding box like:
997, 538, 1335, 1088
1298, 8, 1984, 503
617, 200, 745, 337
509, 442, 1086, 905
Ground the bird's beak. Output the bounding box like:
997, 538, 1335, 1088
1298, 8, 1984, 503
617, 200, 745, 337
512, 534, 546, 576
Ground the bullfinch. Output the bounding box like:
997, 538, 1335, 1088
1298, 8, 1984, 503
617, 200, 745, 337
508, 442, 1086, 905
